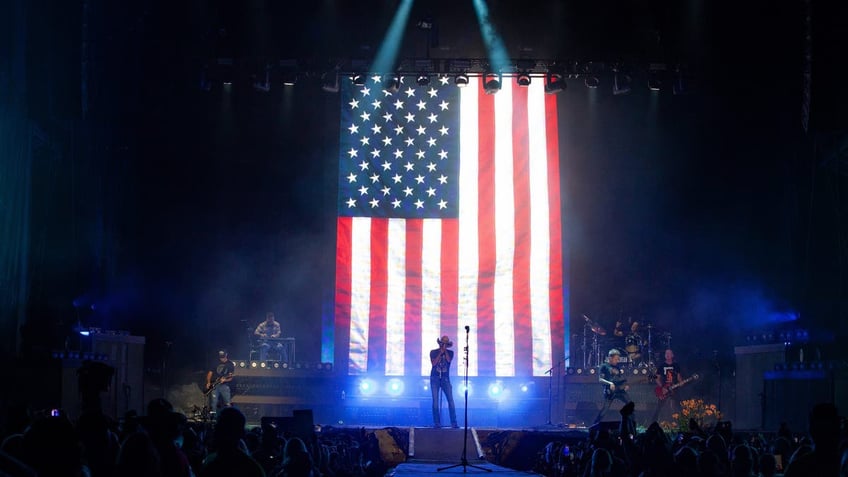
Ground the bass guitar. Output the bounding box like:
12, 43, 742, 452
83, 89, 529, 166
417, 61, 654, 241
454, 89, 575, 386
655, 373, 699, 400
203, 374, 234, 396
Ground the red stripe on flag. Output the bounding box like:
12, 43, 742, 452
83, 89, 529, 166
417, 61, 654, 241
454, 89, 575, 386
511, 86, 533, 376
368, 219, 388, 374
335, 217, 353, 371
404, 219, 424, 376
476, 86, 497, 376
440, 219, 459, 348
545, 94, 565, 360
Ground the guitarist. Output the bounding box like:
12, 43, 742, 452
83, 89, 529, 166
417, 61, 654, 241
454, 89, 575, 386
652, 348, 685, 424
594, 349, 631, 424
206, 350, 235, 413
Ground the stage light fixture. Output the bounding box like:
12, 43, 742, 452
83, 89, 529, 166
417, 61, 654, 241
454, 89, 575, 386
483, 72, 501, 94
416, 18, 433, 30
250, 361, 258, 368
648, 75, 662, 91
584, 76, 600, 89
589, 368, 597, 375
351, 73, 367, 87
281, 72, 298, 87
454, 73, 469, 87
217, 57, 234, 86
576, 368, 583, 375
260, 361, 267, 368
383, 74, 401, 93
251, 63, 273, 92
416, 74, 430, 86
648, 64, 665, 91
612, 68, 632, 95
278, 59, 298, 87
272, 361, 280, 369
516, 71, 532, 87
566, 367, 576, 375
238, 361, 246, 368
544, 72, 565, 94
321, 72, 339, 93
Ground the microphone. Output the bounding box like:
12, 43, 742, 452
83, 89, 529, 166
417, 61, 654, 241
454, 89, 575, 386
464, 325, 470, 332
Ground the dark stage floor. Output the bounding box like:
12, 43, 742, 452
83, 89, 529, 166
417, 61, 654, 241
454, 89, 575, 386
389, 461, 535, 477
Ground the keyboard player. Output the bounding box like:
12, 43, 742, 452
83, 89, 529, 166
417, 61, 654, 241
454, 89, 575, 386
254, 312, 289, 362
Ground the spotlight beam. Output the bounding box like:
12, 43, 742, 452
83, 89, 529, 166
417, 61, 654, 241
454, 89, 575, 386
370, 0, 415, 82
472, 0, 510, 76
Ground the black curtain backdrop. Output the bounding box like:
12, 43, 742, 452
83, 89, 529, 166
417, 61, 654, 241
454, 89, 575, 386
6, 0, 845, 379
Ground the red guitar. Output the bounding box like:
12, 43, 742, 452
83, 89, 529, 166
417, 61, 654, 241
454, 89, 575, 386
655, 373, 699, 400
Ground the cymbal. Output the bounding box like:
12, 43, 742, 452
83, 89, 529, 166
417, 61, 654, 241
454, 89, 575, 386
582, 314, 606, 335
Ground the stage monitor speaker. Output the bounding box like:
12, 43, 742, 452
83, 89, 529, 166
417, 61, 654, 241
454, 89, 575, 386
261, 409, 314, 441
261, 416, 293, 437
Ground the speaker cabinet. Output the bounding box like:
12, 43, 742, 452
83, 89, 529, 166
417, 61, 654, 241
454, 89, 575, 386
734, 344, 785, 430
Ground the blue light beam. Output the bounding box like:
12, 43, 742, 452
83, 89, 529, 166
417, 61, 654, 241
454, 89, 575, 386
370, 0, 415, 80
472, 0, 510, 74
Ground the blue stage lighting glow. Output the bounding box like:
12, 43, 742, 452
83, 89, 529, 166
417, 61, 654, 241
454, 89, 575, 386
386, 378, 404, 397
487, 382, 503, 398
359, 379, 377, 396
768, 311, 800, 323
520, 384, 529, 393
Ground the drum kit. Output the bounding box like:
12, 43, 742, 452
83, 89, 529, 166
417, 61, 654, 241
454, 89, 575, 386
579, 314, 672, 371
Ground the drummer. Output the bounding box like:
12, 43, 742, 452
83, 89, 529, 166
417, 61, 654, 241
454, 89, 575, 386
625, 321, 643, 363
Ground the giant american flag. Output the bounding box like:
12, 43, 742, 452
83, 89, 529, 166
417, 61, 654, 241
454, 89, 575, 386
334, 74, 564, 377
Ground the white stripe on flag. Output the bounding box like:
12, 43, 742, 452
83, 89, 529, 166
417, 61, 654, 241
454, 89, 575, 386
386, 218, 407, 375
350, 217, 372, 374
528, 80, 553, 376
494, 81, 517, 377
458, 78, 480, 376
420, 218, 442, 376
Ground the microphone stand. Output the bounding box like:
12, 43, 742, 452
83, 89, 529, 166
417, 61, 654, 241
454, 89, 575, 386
545, 356, 568, 426
438, 326, 491, 473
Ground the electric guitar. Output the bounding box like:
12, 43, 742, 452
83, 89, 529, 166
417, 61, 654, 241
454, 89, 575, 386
203, 374, 234, 396
655, 373, 699, 400
603, 376, 630, 400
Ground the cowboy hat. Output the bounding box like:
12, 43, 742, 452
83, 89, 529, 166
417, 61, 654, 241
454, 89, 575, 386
437, 335, 453, 347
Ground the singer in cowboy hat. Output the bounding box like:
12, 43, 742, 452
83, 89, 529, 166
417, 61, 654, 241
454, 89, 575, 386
430, 335, 459, 428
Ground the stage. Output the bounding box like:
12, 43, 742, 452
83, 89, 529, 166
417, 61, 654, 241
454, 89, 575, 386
312, 425, 591, 474
389, 461, 535, 477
